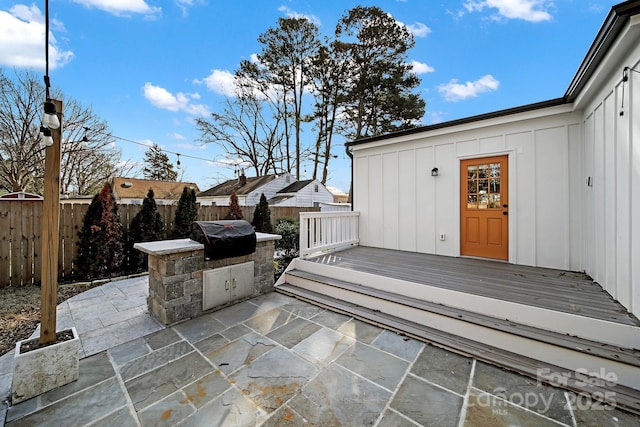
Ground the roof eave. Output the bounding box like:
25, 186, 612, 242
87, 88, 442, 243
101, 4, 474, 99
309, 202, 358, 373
564, 0, 640, 101
345, 98, 567, 147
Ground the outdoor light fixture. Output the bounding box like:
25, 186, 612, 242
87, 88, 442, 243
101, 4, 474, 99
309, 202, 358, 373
431, 167, 439, 177
40, 126, 54, 147
177, 154, 181, 169
43, 100, 60, 130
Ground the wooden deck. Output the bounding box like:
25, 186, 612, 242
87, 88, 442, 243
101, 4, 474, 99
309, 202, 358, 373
308, 246, 639, 327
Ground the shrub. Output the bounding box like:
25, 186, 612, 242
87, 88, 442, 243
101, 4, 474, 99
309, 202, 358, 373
173, 187, 198, 238
75, 183, 124, 279
251, 193, 273, 233
127, 189, 165, 272
274, 218, 299, 260
225, 190, 243, 220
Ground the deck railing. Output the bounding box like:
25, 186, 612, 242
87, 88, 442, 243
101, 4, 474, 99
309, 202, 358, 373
299, 211, 360, 258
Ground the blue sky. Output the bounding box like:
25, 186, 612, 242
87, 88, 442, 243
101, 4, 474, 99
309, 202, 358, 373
0, 0, 617, 194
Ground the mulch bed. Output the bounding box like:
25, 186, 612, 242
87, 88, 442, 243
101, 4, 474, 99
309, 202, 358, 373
0, 282, 103, 357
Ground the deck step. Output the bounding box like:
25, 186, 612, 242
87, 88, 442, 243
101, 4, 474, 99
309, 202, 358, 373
277, 269, 640, 414
285, 269, 640, 368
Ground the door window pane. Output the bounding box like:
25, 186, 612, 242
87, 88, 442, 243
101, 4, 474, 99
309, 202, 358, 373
465, 160, 503, 210
467, 166, 477, 179
490, 178, 500, 193
489, 193, 501, 208
490, 163, 500, 178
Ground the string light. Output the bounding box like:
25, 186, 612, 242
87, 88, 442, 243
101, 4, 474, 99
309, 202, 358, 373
87, 127, 225, 165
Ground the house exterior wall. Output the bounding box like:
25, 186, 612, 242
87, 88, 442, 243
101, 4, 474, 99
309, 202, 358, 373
577, 32, 640, 317
352, 108, 584, 271
274, 181, 334, 207
198, 195, 248, 206
246, 173, 294, 206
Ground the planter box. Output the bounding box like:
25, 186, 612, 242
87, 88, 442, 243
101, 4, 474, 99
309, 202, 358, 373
11, 327, 80, 404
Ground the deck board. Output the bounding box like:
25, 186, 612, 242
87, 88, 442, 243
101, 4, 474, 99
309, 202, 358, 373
309, 246, 639, 326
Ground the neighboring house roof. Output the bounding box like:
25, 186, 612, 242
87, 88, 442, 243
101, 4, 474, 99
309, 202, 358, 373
346, 0, 640, 148
198, 174, 278, 197
111, 177, 199, 200
277, 179, 314, 194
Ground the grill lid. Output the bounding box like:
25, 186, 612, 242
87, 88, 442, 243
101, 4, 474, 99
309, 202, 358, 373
191, 220, 256, 260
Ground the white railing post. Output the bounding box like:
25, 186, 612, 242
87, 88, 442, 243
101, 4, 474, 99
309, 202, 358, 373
299, 211, 360, 258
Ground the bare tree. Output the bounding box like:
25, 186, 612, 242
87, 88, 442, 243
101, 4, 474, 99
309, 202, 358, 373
0, 68, 128, 195
196, 84, 284, 177
0, 69, 45, 192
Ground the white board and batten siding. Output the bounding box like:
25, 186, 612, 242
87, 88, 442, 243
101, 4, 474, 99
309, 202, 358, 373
353, 108, 583, 270
577, 34, 640, 319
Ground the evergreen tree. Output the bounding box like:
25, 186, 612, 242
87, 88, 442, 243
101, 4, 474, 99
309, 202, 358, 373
335, 6, 426, 139
143, 143, 178, 181
127, 189, 164, 272
225, 190, 244, 220
251, 193, 273, 233
75, 183, 124, 279
172, 187, 198, 238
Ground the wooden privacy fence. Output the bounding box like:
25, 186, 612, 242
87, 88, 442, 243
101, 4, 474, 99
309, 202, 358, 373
0, 201, 317, 288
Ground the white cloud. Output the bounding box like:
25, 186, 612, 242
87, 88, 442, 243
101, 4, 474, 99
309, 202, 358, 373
464, 0, 552, 22
142, 82, 210, 116
0, 5, 73, 69
438, 74, 499, 101
177, 143, 206, 150
196, 69, 237, 97
277, 6, 321, 26
71, 0, 161, 17
175, 0, 205, 16
405, 22, 431, 38
411, 60, 435, 74
169, 132, 186, 140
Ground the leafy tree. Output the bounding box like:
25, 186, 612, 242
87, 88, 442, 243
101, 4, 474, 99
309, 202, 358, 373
143, 143, 178, 181
251, 193, 273, 233
172, 187, 198, 238
0, 68, 125, 194
76, 183, 124, 279
225, 190, 244, 220
335, 6, 426, 139
127, 189, 164, 272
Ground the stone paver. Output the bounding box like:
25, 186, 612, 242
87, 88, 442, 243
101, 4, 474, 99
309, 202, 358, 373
2, 276, 639, 427
411, 344, 473, 395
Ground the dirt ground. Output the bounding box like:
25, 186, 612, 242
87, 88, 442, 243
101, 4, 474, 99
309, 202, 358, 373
0, 282, 102, 356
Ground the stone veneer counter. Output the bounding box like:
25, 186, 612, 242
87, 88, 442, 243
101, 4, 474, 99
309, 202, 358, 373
135, 233, 281, 325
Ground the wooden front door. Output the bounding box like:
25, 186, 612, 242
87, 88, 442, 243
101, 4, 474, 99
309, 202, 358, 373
460, 155, 509, 260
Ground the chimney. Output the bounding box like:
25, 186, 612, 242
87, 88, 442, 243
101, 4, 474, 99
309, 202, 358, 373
238, 171, 247, 186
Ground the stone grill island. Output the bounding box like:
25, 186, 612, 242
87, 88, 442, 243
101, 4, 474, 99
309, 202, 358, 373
135, 221, 280, 326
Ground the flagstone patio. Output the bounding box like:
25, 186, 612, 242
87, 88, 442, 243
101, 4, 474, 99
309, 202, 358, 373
1, 277, 638, 426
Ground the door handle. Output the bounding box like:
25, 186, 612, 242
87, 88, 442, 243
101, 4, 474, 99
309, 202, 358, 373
503, 211, 508, 215
225, 280, 229, 291
502, 204, 508, 208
